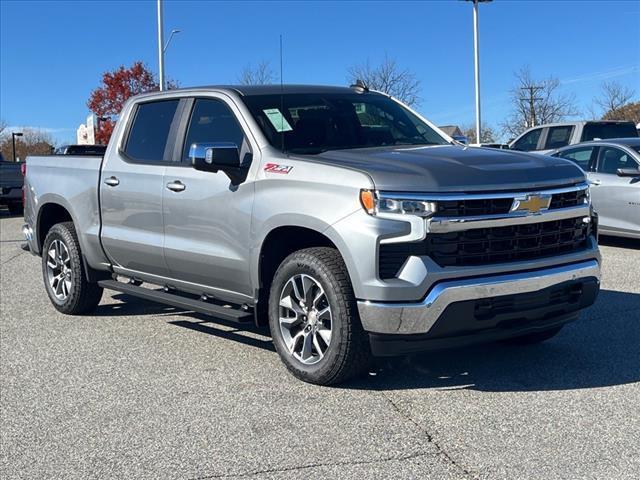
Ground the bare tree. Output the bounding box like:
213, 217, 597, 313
0, 128, 54, 161
462, 123, 496, 144
593, 81, 636, 119
502, 66, 578, 138
348, 55, 422, 107
0, 119, 7, 136
238, 61, 276, 85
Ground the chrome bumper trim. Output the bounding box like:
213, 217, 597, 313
427, 205, 591, 233
357, 259, 600, 335
378, 182, 589, 202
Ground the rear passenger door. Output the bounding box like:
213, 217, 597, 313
100, 99, 181, 278
161, 96, 257, 301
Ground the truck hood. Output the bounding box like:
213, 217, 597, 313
313, 145, 586, 192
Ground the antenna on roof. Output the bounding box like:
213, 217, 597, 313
279, 34, 285, 154
350, 79, 369, 92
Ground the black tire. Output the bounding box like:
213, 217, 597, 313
7, 203, 23, 215
502, 325, 563, 345
268, 247, 371, 385
42, 222, 103, 314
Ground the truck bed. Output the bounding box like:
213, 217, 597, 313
25, 155, 106, 267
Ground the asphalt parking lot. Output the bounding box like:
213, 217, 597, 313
1, 211, 639, 480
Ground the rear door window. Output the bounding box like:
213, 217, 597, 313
124, 100, 180, 163
512, 128, 542, 151
544, 126, 574, 150
555, 146, 595, 171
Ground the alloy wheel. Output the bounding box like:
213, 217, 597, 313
278, 274, 332, 365
46, 239, 72, 301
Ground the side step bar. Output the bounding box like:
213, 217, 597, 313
98, 280, 253, 323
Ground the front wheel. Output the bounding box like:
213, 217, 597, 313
269, 247, 371, 385
42, 222, 103, 314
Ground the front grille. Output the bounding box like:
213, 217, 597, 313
549, 189, 588, 209
378, 217, 591, 277
435, 198, 512, 217
432, 187, 587, 218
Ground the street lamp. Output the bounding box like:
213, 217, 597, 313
156, 1, 180, 91
11, 132, 23, 162
464, 0, 492, 144
164, 29, 180, 53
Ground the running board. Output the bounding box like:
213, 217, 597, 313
98, 280, 253, 323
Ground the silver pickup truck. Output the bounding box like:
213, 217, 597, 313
23, 85, 601, 385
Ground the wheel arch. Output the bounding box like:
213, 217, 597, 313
253, 222, 357, 326
37, 201, 74, 252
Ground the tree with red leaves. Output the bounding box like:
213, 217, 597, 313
87, 62, 175, 144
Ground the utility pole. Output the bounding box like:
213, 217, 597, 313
520, 85, 544, 128
11, 132, 23, 162
157, 0, 165, 91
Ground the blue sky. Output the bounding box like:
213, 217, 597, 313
1, 0, 639, 144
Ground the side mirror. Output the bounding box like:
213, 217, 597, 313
190, 142, 240, 172
616, 168, 640, 177
189, 142, 249, 184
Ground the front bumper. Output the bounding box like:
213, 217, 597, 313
357, 259, 600, 337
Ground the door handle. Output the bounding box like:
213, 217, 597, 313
590, 179, 602, 186
104, 176, 120, 187
166, 180, 186, 192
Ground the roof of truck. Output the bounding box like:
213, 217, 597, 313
169, 84, 381, 96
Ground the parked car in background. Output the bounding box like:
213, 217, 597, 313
509, 121, 639, 154
474, 143, 510, 150
0, 152, 25, 215
54, 144, 107, 156
552, 138, 640, 239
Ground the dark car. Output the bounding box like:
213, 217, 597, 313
54, 144, 107, 156
0, 152, 25, 215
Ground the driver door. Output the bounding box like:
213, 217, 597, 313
161, 97, 256, 301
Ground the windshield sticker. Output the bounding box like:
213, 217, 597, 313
263, 108, 293, 132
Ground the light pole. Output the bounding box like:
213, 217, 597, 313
157, 0, 165, 91
11, 132, 23, 162
164, 29, 180, 53
157, 1, 180, 91
465, 0, 491, 144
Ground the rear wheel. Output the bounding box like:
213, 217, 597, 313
269, 247, 371, 385
502, 325, 563, 345
42, 222, 103, 314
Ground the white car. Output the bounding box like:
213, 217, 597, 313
552, 138, 640, 239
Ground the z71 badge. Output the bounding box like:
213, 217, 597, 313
264, 163, 293, 174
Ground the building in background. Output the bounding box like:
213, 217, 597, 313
76, 114, 96, 145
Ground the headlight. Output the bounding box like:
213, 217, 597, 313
360, 189, 437, 217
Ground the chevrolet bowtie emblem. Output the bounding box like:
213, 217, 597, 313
510, 194, 552, 215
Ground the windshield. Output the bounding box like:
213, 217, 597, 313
241, 92, 448, 154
